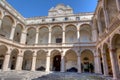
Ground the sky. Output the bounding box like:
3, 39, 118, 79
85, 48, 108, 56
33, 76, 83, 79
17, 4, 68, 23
6, 0, 98, 18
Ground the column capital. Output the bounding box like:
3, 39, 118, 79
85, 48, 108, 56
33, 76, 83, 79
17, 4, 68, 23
94, 55, 100, 58
63, 30, 65, 32
12, 26, 16, 28
32, 51, 37, 57
22, 31, 27, 34
36, 31, 39, 33
109, 48, 117, 53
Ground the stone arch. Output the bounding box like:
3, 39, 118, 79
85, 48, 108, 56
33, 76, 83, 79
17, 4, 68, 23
80, 24, 92, 42
103, 43, 113, 75
80, 49, 94, 73
51, 25, 62, 43
0, 45, 8, 69
13, 24, 23, 43
65, 49, 78, 72
9, 48, 19, 70
26, 27, 36, 45
38, 26, 49, 44
50, 50, 61, 71
36, 50, 47, 71
22, 50, 33, 70
98, 8, 106, 33
104, 0, 118, 23
0, 15, 14, 39
111, 34, 120, 72
65, 24, 77, 43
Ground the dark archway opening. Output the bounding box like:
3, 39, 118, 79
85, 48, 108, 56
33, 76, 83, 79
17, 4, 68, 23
53, 55, 61, 71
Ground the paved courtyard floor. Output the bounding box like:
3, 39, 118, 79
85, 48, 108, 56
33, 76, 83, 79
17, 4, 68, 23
0, 71, 113, 80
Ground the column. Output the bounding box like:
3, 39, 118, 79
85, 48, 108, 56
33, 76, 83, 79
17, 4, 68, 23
35, 30, 39, 44
94, 55, 102, 74
20, 31, 27, 44
15, 51, 24, 71
31, 52, 37, 71
116, 0, 120, 12
48, 29, 51, 44
46, 51, 50, 72
92, 28, 97, 42
101, 53, 109, 76
62, 28, 65, 44
77, 56, 81, 73
61, 55, 65, 72
77, 30, 80, 43
2, 49, 11, 71
10, 26, 16, 40
103, 7, 109, 28
109, 48, 119, 79
0, 19, 2, 29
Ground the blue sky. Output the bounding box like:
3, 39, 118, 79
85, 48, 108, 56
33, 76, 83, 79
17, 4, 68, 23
6, 0, 98, 18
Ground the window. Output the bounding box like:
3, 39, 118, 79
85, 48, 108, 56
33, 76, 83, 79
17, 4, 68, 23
52, 18, 55, 21
56, 38, 62, 43
65, 17, 68, 21
42, 19, 45, 22
76, 17, 80, 20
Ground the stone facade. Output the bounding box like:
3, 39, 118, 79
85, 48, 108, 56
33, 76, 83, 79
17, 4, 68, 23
0, 0, 120, 80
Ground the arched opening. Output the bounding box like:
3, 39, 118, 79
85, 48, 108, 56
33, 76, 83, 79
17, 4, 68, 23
65, 50, 77, 72
9, 49, 18, 70
0, 16, 14, 39
81, 50, 94, 73
65, 25, 77, 43
111, 34, 120, 72
26, 28, 36, 45
13, 24, 23, 43
50, 50, 61, 71
105, 0, 118, 23
36, 50, 46, 71
0, 45, 8, 69
22, 50, 33, 70
80, 24, 92, 42
99, 8, 106, 33
38, 27, 49, 45
103, 43, 113, 75
98, 48, 104, 74
51, 26, 62, 44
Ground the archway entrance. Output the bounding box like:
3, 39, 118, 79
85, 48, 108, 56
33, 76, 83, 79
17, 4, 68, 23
65, 50, 77, 72
103, 43, 113, 76
22, 50, 32, 70
9, 49, 19, 70
50, 50, 61, 71
81, 50, 94, 73
53, 55, 61, 71
112, 34, 120, 73
0, 45, 7, 69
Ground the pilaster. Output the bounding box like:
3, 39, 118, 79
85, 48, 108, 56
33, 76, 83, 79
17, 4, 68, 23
2, 49, 11, 71
109, 48, 119, 80
20, 30, 27, 44
31, 51, 37, 71
10, 26, 16, 40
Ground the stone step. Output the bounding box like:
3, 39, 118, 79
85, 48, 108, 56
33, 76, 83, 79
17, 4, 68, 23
0, 71, 113, 80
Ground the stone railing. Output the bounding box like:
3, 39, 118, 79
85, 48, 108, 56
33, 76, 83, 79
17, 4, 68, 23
0, 36, 96, 49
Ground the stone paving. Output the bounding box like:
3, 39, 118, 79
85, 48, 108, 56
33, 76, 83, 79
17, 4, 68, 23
0, 71, 113, 80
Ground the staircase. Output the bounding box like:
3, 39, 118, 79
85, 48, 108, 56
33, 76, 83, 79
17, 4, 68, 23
0, 71, 113, 80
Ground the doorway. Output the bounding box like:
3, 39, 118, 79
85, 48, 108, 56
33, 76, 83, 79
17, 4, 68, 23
53, 55, 61, 71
